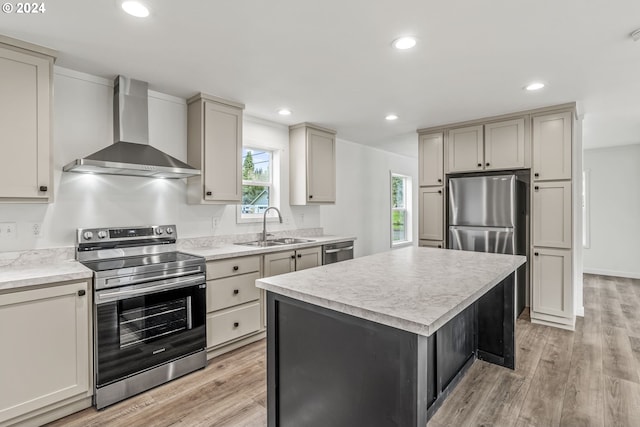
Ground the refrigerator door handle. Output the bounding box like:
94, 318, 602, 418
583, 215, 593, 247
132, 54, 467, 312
449, 225, 513, 233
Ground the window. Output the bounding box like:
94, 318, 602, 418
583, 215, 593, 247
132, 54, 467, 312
240, 147, 274, 219
391, 173, 412, 246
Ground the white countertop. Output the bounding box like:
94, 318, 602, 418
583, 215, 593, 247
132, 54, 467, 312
0, 260, 93, 292
256, 247, 526, 336
183, 235, 356, 261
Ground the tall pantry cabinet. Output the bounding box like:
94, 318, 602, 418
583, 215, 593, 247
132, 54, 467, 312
418, 104, 579, 331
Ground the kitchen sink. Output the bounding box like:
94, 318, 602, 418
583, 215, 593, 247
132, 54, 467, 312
235, 238, 316, 247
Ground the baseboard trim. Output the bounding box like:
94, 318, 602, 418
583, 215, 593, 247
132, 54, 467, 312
583, 268, 640, 280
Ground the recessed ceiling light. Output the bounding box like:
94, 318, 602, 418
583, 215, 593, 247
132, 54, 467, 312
278, 108, 292, 116
385, 114, 399, 121
392, 36, 417, 50
525, 82, 545, 91
121, 1, 149, 17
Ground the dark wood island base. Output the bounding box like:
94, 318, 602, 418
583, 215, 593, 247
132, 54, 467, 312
266, 273, 516, 427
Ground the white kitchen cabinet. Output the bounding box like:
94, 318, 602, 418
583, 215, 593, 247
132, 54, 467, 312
419, 240, 444, 249
484, 118, 527, 170
532, 111, 572, 181
533, 181, 572, 249
205, 255, 263, 358
419, 187, 444, 241
289, 123, 336, 205
0, 38, 55, 202
187, 93, 244, 204
0, 281, 91, 425
263, 246, 322, 277
419, 132, 444, 186
446, 125, 484, 173
531, 248, 573, 321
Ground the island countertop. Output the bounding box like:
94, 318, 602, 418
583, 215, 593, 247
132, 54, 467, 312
256, 246, 526, 336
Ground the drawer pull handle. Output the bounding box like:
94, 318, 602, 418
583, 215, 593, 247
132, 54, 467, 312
233, 289, 239, 295
534, 173, 539, 177
77, 289, 86, 297
477, 163, 482, 167
233, 322, 239, 328
233, 266, 239, 271
291, 255, 296, 259
534, 186, 539, 191
534, 252, 539, 256
486, 162, 490, 167
39, 185, 48, 192
297, 254, 302, 258
206, 191, 212, 196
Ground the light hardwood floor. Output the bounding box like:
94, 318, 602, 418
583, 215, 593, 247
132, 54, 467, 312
48, 274, 640, 427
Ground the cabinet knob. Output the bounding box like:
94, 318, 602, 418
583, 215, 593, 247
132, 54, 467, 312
534, 252, 539, 256
77, 289, 86, 297
206, 191, 212, 196
233, 289, 239, 295
438, 190, 442, 194
39, 186, 48, 192
437, 245, 442, 248
534, 186, 539, 191
534, 173, 539, 178
297, 254, 302, 258
309, 195, 313, 199
232, 265, 239, 271
233, 322, 239, 328
477, 163, 482, 167
437, 178, 442, 183
291, 255, 296, 259
486, 162, 490, 167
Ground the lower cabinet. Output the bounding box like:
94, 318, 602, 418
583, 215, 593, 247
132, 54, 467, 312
205, 255, 263, 358
419, 187, 444, 241
0, 281, 92, 426
531, 248, 573, 327
263, 246, 322, 277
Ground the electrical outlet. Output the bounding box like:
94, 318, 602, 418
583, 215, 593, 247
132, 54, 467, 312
212, 217, 220, 229
0, 222, 17, 240
32, 223, 42, 237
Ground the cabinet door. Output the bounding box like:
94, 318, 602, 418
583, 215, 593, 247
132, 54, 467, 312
0, 282, 90, 423
295, 246, 322, 271
306, 128, 336, 203
447, 125, 484, 173
532, 248, 572, 319
202, 101, 242, 202
533, 181, 572, 248
419, 240, 443, 248
532, 112, 572, 181
0, 46, 51, 201
263, 250, 296, 277
419, 133, 444, 186
484, 118, 526, 170
419, 187, 444, 241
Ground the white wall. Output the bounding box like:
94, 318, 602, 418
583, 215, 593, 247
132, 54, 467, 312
583, 144, 640, 279
0, 67, 417, 256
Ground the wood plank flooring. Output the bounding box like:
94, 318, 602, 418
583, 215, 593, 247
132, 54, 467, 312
48, 274, 640, 427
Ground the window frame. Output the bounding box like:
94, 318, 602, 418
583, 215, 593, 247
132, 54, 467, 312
390, 172, 412, 247
236, 145, 280, 223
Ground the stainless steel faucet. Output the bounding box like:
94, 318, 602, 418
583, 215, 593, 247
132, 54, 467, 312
262, 207, 283, 242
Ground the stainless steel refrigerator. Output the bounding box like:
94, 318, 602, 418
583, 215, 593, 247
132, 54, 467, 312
448, 174, 528, 316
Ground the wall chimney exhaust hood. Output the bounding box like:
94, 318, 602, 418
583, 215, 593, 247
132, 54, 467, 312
63, 76, 201, 179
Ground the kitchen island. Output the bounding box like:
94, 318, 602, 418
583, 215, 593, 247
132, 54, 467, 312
256, 247, 526, 427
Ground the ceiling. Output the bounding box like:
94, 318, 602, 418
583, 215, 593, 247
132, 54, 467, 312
2, 0, 639, 156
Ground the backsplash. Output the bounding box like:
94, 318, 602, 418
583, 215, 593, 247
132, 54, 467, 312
177, 228, 323, 250
0, 247, 76, 268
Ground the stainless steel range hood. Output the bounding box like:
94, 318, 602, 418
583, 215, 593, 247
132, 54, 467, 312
63, 76, 200, 179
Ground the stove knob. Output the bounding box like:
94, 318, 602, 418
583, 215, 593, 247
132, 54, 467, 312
166, 227, 174, 235
83, 231, 94, 240
156, 228, 164, 235
97, 231, 107, 239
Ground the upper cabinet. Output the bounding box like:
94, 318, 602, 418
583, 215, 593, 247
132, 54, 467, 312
532, 112, 572, 181
187, 93, 244, 204
419, 132, 444, 186
446, 119, 527, 173
290, 123, 336, 205
0, 37, 56, 203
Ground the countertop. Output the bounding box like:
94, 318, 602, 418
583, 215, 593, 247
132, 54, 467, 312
256, 247, 526, 336
183, 235, 356, 261
0, 260, 93, 292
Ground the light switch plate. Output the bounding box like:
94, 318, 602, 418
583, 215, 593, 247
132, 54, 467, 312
0, 222, 17, 239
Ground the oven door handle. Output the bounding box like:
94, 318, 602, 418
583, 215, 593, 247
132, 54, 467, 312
96, 274, 205, 304
324, 246, 354, 254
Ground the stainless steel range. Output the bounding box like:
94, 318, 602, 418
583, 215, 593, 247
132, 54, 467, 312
76, 224, 207, 409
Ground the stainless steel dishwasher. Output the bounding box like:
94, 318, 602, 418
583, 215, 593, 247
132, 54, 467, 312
322, 241, 354, 264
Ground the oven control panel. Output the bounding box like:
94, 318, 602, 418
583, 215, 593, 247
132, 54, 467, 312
77, 224, 177, 244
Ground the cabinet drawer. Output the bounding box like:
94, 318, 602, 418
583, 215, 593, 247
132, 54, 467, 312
207, 255, 260, 280
207, 302, 261, 348
207, 272, 260, 311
